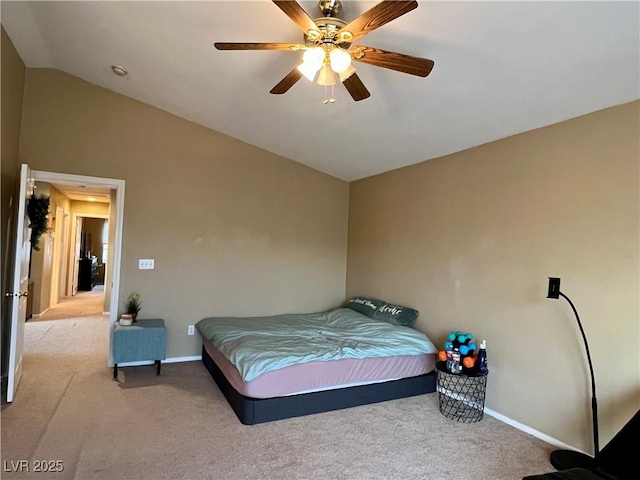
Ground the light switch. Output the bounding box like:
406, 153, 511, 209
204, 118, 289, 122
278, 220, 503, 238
139, 259, 154, 270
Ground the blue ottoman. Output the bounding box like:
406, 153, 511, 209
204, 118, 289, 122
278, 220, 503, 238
113, 318, 167, 379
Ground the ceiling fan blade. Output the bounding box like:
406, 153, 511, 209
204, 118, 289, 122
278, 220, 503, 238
272, 1, 320, 36
270, 68, 304, 94
337, 1, 418, 43
215, 43, 305, 51
351, 45, 434, 77
342, 73, 371, 101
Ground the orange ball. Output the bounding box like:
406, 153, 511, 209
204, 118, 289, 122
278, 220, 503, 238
438, 350, 448, 362
463, 356, 476, 369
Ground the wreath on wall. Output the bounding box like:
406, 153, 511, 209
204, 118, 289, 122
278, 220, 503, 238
27, 194, 50, 251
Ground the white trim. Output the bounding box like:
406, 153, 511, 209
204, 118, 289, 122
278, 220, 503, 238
102, 311, 110, 315
31, 308, 50, 318
31, 169, 125, 369
117, 355, 202, 367
483, 407, 586, 454
72, 212, 109, 219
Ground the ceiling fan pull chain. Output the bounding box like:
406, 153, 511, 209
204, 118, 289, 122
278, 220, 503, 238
322, 84, 336, 105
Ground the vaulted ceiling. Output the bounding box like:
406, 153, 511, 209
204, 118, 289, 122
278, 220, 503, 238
3, 1, 639, 181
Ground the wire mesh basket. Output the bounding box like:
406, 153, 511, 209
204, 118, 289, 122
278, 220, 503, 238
436, 362, 487, 423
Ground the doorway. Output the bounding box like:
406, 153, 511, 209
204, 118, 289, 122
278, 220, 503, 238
7, 164, 125, 403
27, 182, 111, 321
28, 170, 124, 364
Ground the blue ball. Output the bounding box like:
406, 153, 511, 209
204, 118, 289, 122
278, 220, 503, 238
460, 345, 469, 355
468, 343, 477, 352
458, 335, 466, 343
448, 333, 456, 341
444, 342, 453, 350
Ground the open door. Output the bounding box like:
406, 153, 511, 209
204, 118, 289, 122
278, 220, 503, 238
6, 164, 33, 403
71, 216, 82, 296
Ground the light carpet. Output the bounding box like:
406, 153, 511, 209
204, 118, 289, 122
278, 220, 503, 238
1, 314, 555, 480
30, 286, 105, 322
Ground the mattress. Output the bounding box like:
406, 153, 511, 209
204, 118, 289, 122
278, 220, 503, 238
203, 336, 435, 399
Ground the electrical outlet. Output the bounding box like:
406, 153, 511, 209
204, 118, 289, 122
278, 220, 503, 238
188, 325, 195, 336
139, 259, 154, 270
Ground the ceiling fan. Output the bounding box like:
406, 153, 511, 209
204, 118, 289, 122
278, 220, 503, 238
215, 0, 434, 102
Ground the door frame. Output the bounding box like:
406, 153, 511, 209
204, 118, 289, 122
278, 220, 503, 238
49, 205, 65, 307
70, 212, 109, 308
69, 216, 83, 297
58, 211, 70, 301
30, 168, 125, 367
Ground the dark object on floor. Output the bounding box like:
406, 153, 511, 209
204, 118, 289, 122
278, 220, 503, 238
523, 468, 603, 480
201, 346, 437, 425
523, 409, 639, 480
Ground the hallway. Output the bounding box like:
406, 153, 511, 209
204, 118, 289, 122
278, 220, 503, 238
29, 286, 105, 322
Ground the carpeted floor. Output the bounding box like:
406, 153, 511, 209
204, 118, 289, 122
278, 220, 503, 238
30, 286, 105, 322
1, 312, 556, 480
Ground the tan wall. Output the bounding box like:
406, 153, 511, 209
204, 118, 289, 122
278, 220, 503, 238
19, 69, 350, 358
347, 101, 640, 451
1, 26, 26, 375
70, 200, 109, 217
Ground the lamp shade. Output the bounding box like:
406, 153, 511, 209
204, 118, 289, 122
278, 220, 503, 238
329, 48, 352, 73
297, 62, 319, 81
302, 47, 325, 70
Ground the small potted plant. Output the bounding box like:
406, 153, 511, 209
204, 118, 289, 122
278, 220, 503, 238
124, 292, 142, 322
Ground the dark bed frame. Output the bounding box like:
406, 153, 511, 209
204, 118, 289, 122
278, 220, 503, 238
201, 346, 437, 425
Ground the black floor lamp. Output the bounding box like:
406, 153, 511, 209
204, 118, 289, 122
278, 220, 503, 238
546, 277, 599, 470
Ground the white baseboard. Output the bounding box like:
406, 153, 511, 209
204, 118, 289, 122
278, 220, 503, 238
103, 311, 110, 315
483, 407, 586, 454
117, 355, 202, 367
31, 308, 50, 318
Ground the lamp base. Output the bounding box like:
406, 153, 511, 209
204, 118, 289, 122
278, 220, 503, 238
550, 450, 595, 471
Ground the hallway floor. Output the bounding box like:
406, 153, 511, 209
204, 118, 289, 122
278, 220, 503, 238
30, 285, 105, 321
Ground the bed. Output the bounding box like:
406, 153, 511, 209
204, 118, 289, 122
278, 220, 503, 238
196, 301, 438, 425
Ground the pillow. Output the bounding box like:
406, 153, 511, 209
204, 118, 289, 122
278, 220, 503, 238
372, 303, 419, 328
345, 297, 385, 317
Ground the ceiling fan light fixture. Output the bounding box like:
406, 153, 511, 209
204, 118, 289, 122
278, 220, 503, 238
317, 65, 336, 86
329, 48, 351, 73
302, 47, 325, 70
338, 65, 356, 82
297, 62, 319, 81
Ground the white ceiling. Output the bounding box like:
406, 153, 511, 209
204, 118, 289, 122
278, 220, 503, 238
2, 1, 639, 181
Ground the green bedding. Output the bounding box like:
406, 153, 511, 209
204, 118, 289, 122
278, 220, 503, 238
196, 308, 437, 382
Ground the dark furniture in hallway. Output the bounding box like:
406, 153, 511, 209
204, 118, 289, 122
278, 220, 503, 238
78, 256, 98, 291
